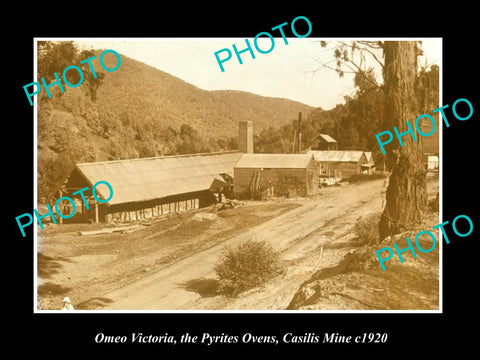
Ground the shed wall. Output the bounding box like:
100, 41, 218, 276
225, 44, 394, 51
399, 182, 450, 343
318, 162, 362, 178
234, 164, 318, 197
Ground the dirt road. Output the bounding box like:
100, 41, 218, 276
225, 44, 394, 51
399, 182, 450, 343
100, 179, 385, 310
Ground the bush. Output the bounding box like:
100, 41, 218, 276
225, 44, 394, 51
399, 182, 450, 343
354, 212, 381, 245
214, 240, 279, 296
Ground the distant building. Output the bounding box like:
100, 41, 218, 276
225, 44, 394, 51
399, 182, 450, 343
364, 151, 376, 173
63, 151, 242, 223
234, 153, 319, 198
308, 150, 373, 178
425, 154, 439, 170
310, 134, 338, 151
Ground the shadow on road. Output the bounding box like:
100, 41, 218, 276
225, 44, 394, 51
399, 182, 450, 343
76, 297, 114, 310
38, 281, 72, 297
179, 278, 220, 298
37, 253, 74, 279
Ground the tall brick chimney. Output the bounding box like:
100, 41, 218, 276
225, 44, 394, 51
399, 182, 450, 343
238, 120, 253, 153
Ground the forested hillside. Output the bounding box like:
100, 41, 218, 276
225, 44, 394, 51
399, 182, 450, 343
254, 64, 439, 167
36, 42, 312, 199
37, 42, 439, 201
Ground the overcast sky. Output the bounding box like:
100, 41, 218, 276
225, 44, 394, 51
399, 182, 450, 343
71, 38, 441, 109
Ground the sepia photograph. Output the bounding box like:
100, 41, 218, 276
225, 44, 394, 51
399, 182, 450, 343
33, 38, 441, 312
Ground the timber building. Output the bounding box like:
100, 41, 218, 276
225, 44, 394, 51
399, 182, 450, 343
63, 151, 242, 223
233, 153, 318, 198
308, 150, 374, 178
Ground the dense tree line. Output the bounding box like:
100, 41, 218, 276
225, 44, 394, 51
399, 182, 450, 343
37, 42, 238, 201
36, 41, 438, 208
254, 64, 439, 172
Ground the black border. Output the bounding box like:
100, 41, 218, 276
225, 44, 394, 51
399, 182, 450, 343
7, 6, 479, 355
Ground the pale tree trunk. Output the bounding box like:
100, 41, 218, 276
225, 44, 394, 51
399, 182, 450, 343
379, 41, 428, 239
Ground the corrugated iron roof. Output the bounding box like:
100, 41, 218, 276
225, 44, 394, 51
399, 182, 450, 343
308, 150, 365, 162
317, 134, 337, 143
73, 151, 242, 205
235, 153, 314, 169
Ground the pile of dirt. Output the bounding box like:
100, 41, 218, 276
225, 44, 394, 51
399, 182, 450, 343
287, 215, 440, 310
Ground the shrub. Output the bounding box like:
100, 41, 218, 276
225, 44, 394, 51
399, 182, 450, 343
214, 240, 279, 296
354, 212, 381, 245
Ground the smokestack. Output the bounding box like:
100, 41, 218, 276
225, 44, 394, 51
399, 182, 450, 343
238, 120, 253, 154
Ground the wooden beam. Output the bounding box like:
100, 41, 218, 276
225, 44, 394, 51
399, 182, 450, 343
58, 190, 63, 224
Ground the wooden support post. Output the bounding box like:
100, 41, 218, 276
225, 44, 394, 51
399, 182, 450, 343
83, 199, 86, 220
58, 190, 63, 224
95, 202, 99, 224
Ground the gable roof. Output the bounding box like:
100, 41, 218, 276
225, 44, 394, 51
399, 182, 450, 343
317, 134, 337, 143
234, 153, 314, 169
308, 150, 365, 162
68, 151, 242, 205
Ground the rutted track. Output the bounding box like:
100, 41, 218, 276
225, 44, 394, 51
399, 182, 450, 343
100, 179, 385, 310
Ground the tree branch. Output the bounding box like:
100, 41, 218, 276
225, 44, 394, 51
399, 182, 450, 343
358, 46, 384, 69
338, 41, 384, 69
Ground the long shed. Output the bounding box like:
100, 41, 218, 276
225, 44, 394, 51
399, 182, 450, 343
308, 150, 371, 178
233, 153, 318, 198
64, 151, 242, 223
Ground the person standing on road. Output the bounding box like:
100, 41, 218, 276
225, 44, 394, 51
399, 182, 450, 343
62, 297, 74, 311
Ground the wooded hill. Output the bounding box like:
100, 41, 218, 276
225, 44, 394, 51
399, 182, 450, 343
37, 42, 439, 201
94, 52, 314, 138
37, 43, 312, 199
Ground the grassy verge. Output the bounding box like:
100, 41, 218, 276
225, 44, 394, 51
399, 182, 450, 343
287, 211, 439, 310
